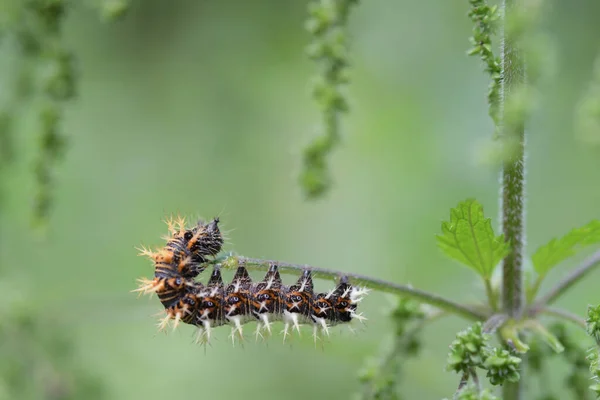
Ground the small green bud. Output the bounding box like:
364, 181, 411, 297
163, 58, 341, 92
484, 348, 521, 386
447, 323, 490, 373
587, 304, 600, 343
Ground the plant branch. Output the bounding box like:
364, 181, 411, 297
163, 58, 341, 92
527, 275, 543, 303
470, 368, 481, 394
484, 278, 498, 311
362, 312, 442, 398
532, 307, 586, 329
219, 255, 488, 321
454, 371, 470, 400
532, 249, 600, 308
483, 313, 509, 334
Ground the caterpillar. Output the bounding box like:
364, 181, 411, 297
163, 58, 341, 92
134, 216, 368, 346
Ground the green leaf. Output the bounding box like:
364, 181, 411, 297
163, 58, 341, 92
436, 199, 510, 279
532, 220, 600, 276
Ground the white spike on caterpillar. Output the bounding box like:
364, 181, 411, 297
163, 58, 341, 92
350, 286, 370, 303
132, 277, 162, 297
157, 313, 172, 333
350, 310, 367, 323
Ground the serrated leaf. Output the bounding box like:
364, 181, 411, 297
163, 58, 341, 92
532, 220, 600, 276
436, 199, 510, 279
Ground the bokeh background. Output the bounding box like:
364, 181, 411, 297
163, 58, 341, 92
1, 0, 600, 399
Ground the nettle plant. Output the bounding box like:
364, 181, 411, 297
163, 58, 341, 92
133, 1, 600, 400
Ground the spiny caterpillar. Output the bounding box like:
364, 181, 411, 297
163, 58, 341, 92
134, 216, 368, 346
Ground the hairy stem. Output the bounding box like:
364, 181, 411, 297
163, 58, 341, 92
501, 0, 526, 397
483, 313, 509, 334
501, 2, 526, 320
219, 255, 488, 321
532, 249, 600, 307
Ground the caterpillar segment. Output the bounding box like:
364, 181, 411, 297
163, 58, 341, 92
310, 291, 335, 346
329, 277, 367, 324
162, 234, 206, 279
282, 269, 314, 342
250, 264, 284, 341
194, 267, 226, 345
309, 277, 369, 346
133, 275, 190, 309
154, 282, 204, 333
224, 265, 254, 345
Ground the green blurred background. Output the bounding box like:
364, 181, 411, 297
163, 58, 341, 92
1, 0, 600, 398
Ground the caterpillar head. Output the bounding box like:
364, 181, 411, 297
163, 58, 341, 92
224, 266, 252, 319
185, 218, 224, 259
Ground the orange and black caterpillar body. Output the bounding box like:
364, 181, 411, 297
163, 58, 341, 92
137, 217, 223, 309
135, 216, 368, 346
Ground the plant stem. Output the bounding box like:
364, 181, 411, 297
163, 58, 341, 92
532, 249, 600, 307
500, 0, 526, 397
219, 255, 488, 321
483, 313, 508, 334
455, 372, 470, 399
484, 278, 498, 311
470, 368, 481, 394
533, 307, 586, 329
501, 1, 526, 320
526, 275, 543, 303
